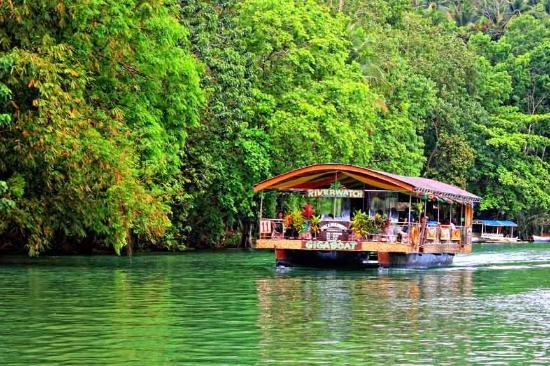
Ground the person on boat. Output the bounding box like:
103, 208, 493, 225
273, 211, 284, 237
383, 219, 393, 236
398, 218, 409, 242
419, 213, 428, 245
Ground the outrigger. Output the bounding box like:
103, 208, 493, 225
254, 164, 480, 268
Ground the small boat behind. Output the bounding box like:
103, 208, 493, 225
472, 220, 518, 244
480, 233, 519, 243
533, 221, 550, 242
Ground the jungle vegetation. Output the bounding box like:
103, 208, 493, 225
0, 0, 548, 254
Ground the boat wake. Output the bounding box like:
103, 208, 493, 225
452, 249, 550, 270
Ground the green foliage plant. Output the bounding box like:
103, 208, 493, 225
290, 209, 306, 233
0, 0, 203, 255
414, 202, 424, 216
309, 215, 321, 237
351, 210, 377, 238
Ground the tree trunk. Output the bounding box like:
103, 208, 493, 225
240, 218, 253, 249
126, 230, 134, 257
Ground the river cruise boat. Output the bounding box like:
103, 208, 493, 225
533, 221, 550, 242
472, 220, 519, 243
254, 164, 480, 268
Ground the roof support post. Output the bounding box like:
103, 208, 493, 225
333, 171, 338, 218
424, 196, 427, 218
258, 192, 264, 236
408, 194, 412, 224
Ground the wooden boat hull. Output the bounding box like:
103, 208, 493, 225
275, 249, 375, 268
275, 249, 454, 269
377, 252, 454, 268
481, 237, 519, 243
532, 235, 550, 242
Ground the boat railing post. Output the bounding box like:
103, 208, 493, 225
258, 192, 264, 237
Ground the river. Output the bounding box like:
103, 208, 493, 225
0, 243, 549, 365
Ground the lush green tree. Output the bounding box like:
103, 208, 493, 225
467, 15, 548, 235
0, 1, 203, 255
1, 0, 547, 252
413, 0, 550, 38
473, 108, 550, 225
181, 0, 385, 246
238, 0, 381, 169
337, 2, 487, 185
499, 15, 550, 114
180, 0, 273, 247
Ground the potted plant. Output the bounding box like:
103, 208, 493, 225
351, 210, 377, 239
309, 215, 321, 239
287, 209, 305, 239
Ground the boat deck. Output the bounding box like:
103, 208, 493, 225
255, 239, 471, 254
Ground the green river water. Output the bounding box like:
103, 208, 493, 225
1, 243, 549, 365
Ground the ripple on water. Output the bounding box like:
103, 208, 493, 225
0, 244, 549, 365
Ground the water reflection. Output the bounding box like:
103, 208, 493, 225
256, 269, 550, 364
0, 244, 548, 365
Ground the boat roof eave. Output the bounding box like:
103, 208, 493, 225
253, 163, 413, 193
253, 163, 480, 204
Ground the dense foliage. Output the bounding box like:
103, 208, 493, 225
0, 1, 203, 254
0, 0, 548, 254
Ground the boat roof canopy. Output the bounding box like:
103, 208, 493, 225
253, 163, 480, 204
474, 220, 517, 227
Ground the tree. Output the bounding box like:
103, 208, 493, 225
181, 0, 383, 246
473, 108, 550, 229
0, 1, 203, 255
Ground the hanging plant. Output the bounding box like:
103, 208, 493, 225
414, 202, 424, 215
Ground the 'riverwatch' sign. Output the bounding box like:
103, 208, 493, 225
306, 189, 364, 198
302, 240, 361, 251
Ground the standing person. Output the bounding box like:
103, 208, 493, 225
398, 218, 409, 243
450, 219, 456, 230
273, 211, 284, 238
383, 219, 393, 236
419, 213, 428, 246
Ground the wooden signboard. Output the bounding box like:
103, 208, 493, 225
306, 189, 364, 198
301, 240, 361, 251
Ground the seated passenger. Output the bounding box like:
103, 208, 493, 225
397, 219, 409, 243
273, 211, 284, 238
383, 219, 393, 236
